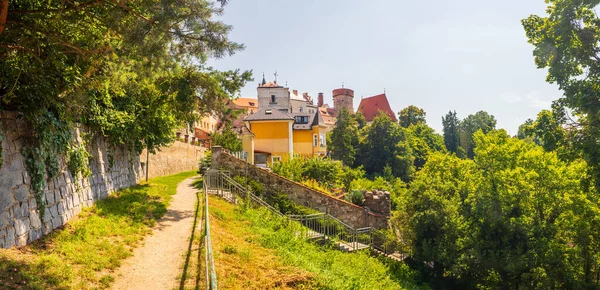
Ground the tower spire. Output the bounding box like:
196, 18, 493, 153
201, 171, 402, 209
261, 73, 266, 85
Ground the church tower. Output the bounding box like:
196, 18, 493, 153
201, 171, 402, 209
332, 88, 354, 113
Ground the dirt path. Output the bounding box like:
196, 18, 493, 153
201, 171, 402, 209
111, 177, 199, 290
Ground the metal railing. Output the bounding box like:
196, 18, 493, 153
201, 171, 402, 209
204, 170, 386, 253
202, 178, 218, 290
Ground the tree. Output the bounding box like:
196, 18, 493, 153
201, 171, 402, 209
517, 110, 565, 152
329, 108, 359, 166
0, 0, 251, 214
398, 105, 427, 128
442, 110, 461, 156
211, 125, 242, 152
354, 112, 367, 130
397, 129, 600, 288
356, 113, 414, 181
523, 0, 600, 190
405, 123, 446, 170
459, 111, 496, 159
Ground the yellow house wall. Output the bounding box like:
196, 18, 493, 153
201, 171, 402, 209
293, 130, 313, 157
312, 126, 327, 155
249, 121, 291, 160
241, 134, 254, 164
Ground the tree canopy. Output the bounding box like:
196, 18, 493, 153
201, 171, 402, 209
398, 105, 426, 128
523, 0, 600, 190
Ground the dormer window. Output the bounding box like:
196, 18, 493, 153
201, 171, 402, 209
295, 116, 309, 124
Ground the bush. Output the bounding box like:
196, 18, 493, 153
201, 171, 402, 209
345, 190, 364, 206
198, 150, 212, 174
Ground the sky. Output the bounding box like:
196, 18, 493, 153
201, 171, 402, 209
208, 0, 561, 134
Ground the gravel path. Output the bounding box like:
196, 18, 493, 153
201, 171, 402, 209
111, 177, 199, 290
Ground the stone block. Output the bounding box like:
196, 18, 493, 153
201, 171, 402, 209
29, 228, 42, 242
14, 184, 29, 202
45, 190, 55, 205
0, 211, 7, 229
14, 219, 27, 236
16, 233, 27, 247
49, 204, 59, 218
30, 211, 41, 229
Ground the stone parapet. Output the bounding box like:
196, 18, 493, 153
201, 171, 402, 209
211, 146, 389, 229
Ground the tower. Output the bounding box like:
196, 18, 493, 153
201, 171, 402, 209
332, 88, 354, 113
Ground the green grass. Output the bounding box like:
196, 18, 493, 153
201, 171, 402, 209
202, 194, 425, 290
0, 171, 197, 290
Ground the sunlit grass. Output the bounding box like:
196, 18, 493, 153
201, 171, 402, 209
0, 171, 197, 290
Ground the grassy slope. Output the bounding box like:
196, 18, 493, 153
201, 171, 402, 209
0, 171, 197, 290
204, 195, 423, 290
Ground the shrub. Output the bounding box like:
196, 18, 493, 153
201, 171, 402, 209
345, 190, 364, 206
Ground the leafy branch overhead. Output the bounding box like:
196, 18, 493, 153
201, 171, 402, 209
0, 0, 251, 217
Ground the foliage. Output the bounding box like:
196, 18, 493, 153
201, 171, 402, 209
442, 110, 462, 157
344, 190, 364, 206
271, 156, 361, 192
205, 195, 423, 289
0, 119, 3, 168
329, 108, 359, 166
356, 113, 414, 181
0, 171, 197, 289
398, 105, 427, 128
211, 125, 242, 152
397, 130, 600, 288
198, 150, 212, 175
354, 111, 367, 130
0, 0, 250, 220
67, 143, 92, 179
523, 1, 600, 190
405, 123, 446, 170
459, 111, 496, 159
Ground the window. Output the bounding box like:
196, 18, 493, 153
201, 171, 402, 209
270, 94, 276, 103
320, 133, 326, 147
299, 107, 303, 113
271, 156, 281, 163
313, 134, 318, 147
295, 116, 309, 124
248, 102, 255, 106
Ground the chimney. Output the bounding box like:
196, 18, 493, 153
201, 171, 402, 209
318, 92, 324, 107
293, 89, 298, 96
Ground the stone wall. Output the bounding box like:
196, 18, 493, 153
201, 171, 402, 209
362, 190, 391, 217
140, 142, 204, 180
211, 146, 389, 229
0, 111, 203, 248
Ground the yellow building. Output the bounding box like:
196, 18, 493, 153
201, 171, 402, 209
243, 108, 327, 166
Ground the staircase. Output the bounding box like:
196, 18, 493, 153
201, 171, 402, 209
204, 170, 407, 260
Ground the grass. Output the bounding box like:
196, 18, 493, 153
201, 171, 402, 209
0, 170, 197, 290
194, 192, 425, 290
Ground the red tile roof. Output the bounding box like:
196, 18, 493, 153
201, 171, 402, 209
357, 93, 397, 122
231, 98, 258, 109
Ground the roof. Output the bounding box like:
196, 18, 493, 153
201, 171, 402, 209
231, 98, 258, 108
357, 93, 397, 122
258, 81, 282, 88
244, 108, 293, 121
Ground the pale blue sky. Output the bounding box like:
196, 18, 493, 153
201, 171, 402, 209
209, 0, 560, 134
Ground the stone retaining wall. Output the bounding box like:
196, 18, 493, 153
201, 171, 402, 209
0, 111, 202, 248
211, 146, 389, 229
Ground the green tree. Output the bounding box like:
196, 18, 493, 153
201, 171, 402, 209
523, 0, 600, 190
398, 105, 427, 128
405, 123, 446, 170
211, 125, 242, 152
329, 108, 359, 166
517, 110, 565, 152
354, 112, 367, 130
356, 113, 414, 181
459, 111, 496, 159
442, 110, 462, 156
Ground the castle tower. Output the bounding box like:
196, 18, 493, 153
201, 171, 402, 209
332, 88, 354, 113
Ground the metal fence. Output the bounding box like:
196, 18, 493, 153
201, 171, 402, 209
203, 170, 406, 255
202, 178, 218, 290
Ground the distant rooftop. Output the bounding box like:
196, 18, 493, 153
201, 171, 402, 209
357, 93, 397, 122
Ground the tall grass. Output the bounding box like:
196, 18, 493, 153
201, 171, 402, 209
0, 171, 197, 290
204, 194, 424, 289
